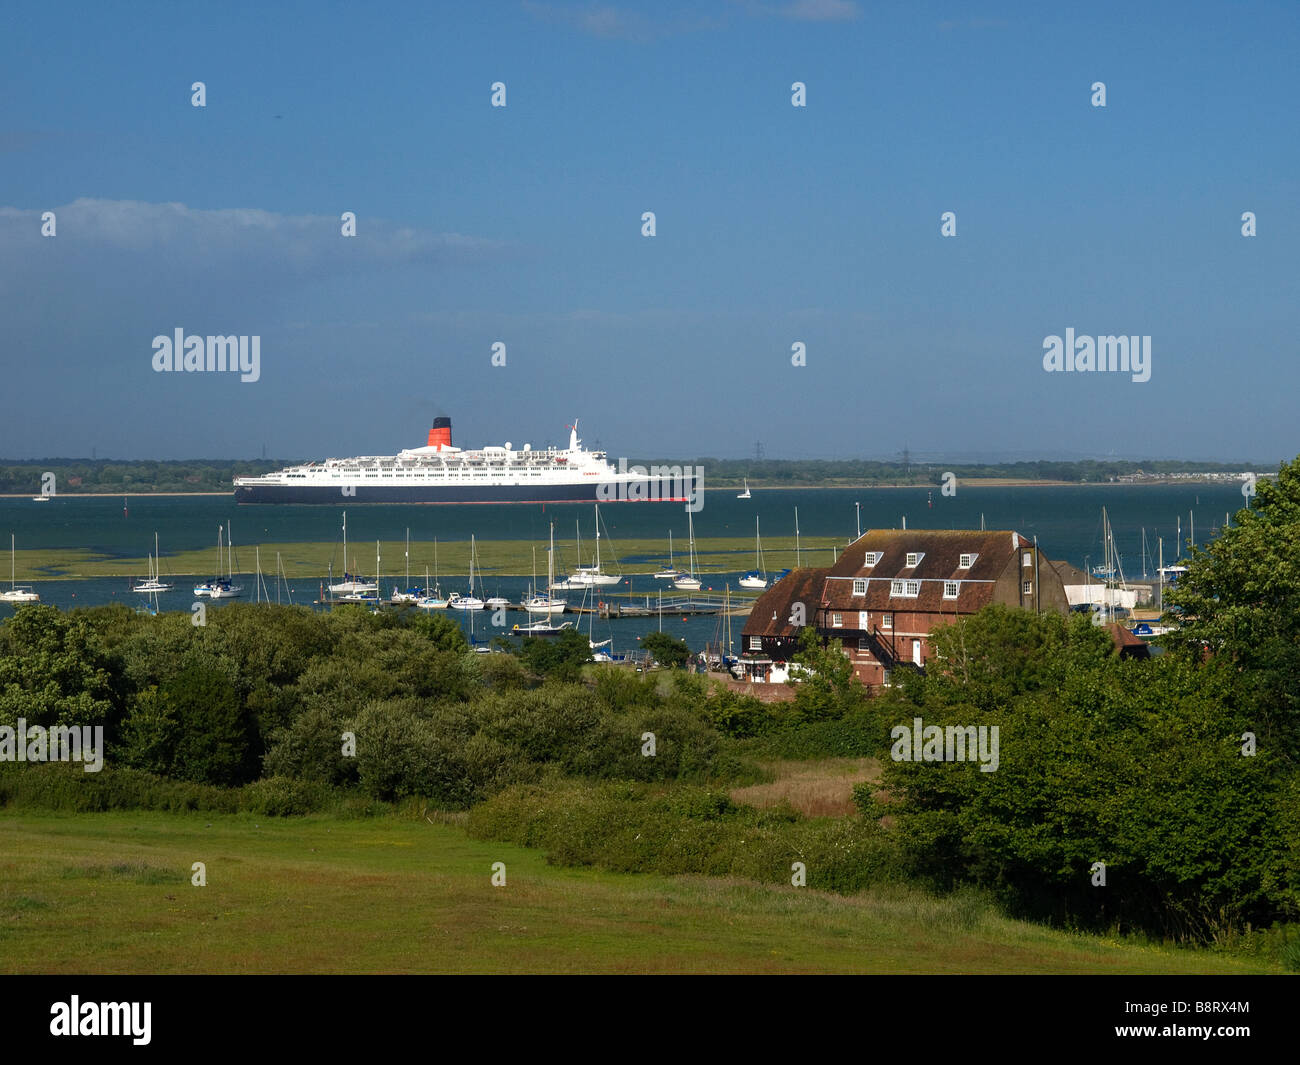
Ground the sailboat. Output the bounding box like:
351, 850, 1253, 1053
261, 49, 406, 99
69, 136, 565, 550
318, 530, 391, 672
525, 525, 567, 614
328, 512, 377, 595
448, 535, 485, 609
739, 516, 768, 589
417, 538, 449, 609
132, 532, 174, 593
390, 528, 420, 603
653, 530, 679, 579
339, 542, 382, 603
194, 523, 244, 598
673, 512, 702, 589
210, 522, 244, 598
737, 478, 752, 500
567, 505, 621, 586
0, 534, 40, 603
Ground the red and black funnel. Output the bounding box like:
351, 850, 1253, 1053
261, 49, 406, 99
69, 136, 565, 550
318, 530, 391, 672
427, 417, 452, 449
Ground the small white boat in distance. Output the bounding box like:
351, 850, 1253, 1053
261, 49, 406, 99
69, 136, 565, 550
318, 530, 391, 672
31, 496, 50, 503
673, 512, 702, 589
206, 579, 244, 600
738, 516, 768, 589
133, 533, 174, 594
194, 523, 243, 599
654, 530, 679, 579
527, 526, 567, 612
563, 506, 622, 586
513, 619, 573, 635
737, 479, 752, 499
485, 596, 510, 609
327, 514, 377, 594
415, 560, 448, 608
1, 534, 40, 603
390, 529, 418, 602
451, 535, 487, 609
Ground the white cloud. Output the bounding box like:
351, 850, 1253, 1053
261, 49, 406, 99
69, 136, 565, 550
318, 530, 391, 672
0, 198, 507, 270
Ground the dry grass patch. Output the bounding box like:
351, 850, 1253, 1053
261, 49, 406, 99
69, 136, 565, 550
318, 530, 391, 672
730, 758, 879, 817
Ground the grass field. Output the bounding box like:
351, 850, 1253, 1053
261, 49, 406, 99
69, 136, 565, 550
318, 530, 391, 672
9, 535, 845, 581
731, 759, 880, 818
0, 811, 1272, 974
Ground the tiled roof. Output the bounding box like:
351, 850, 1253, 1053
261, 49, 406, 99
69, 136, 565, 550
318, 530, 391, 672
742, 567, 831, 638
821, 529, 1026, 613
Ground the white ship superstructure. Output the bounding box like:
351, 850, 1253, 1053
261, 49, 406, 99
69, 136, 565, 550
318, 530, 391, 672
234, 418, 670, 505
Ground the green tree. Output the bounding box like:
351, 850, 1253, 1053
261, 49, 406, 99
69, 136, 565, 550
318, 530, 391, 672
642, 631, 690, 669
788, 625, 864, 721
0, 605, 117, 728
518, 629, 591, 679
1164, 455, 1300, 755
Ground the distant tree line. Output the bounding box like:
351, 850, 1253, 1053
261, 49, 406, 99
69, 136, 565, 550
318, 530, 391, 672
640, 457, 1260, 486
0, 460, 292, 494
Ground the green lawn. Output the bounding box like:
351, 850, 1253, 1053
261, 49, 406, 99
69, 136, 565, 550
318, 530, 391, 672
0, 811, 1272, 974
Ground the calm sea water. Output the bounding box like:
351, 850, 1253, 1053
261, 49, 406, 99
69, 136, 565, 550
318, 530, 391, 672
0, 483, 1246, 650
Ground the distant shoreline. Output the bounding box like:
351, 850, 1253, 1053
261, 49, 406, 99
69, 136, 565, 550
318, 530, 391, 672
0, 479, 1253, 499
0, 492, 231, 499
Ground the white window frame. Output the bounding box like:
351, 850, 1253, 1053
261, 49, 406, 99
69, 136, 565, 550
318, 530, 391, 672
1023, 580, 1033, 596
882, 612, 893, 630
853, 578, 867, 596
831, 612, 843, 628
959, 553, 976, 568
943, 580, 960, 599
890, 579, 905, 596
1023, 551, 1033, 568
748, 636, 762, 650
857, 636, 871, 652
905, 552, 921, 568
904, 580, 920, 597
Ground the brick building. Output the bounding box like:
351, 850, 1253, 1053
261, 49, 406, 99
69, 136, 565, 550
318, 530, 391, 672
740, 529, 1071, 688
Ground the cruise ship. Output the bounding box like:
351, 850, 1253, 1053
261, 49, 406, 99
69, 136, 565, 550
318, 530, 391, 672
233, 418, 673, 505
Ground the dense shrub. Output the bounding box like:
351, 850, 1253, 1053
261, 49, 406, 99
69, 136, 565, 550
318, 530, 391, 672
865, 619, 1299, 941
468, 779, 900, 894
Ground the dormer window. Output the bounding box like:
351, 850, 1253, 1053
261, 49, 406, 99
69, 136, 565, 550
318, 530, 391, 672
853, 578, 867, 595
959, 553, 976, 568
944, 580, 960, 599
905, 552, 921, 568
864, 551, 882, 567
890, 579, 905, 595
891, 579, 920, 598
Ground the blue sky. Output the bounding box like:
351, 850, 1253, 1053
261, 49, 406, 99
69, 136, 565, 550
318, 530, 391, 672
1, 0, 1296, 462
